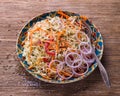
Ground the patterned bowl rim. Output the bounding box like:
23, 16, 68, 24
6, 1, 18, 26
16, 11, 104, 84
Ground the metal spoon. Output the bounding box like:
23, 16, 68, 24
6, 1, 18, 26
82, 20, 111, 88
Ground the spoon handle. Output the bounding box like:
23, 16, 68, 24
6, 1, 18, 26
81, 20, 111, 88
93, 52, 111, 88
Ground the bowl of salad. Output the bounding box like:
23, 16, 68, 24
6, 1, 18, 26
16, 10, 103, 84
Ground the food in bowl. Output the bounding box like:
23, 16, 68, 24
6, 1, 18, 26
21, 10, 96, 81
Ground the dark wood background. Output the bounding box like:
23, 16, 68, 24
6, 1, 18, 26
0, 0, 120, 96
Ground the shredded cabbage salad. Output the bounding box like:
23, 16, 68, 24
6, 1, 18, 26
22, 11, 95, 81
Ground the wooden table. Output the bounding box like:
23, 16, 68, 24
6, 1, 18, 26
0, 0, 120, 96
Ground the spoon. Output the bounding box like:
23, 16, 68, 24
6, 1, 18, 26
82, 20, 111, 88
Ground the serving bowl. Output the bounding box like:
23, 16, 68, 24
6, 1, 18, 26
16, 11, 103, 84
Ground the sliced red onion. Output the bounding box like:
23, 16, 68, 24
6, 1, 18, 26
57, 62, 74, 80
70, 59, 83, 68
82, 53, 95, 65
72, 60, 89, 76
57, 63, 64, 72
63, 48, 76, 56
75, 31, 90, 43
79, 42, 92, 54
66, 56, 74, 65
65, 52, 82, 67
49, 60, 62, 71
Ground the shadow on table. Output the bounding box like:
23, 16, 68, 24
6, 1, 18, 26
15, 54, 109, 96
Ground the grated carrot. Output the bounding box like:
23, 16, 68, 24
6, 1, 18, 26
60, 71, 71, 77
58, 10, 69, 19
40, 73, 51, 80
80, 16, 88, 21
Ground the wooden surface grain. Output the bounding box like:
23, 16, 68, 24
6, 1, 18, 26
0, 0, 120, 96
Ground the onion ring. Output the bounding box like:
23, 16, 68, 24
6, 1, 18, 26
65, 52, 82, 67
72, 60, 89, 76
70, 59, 83, 68
82, 53, 95, 65
57, 62, 74, 80
79, 42, 92, 54
49, 60, 62, 72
